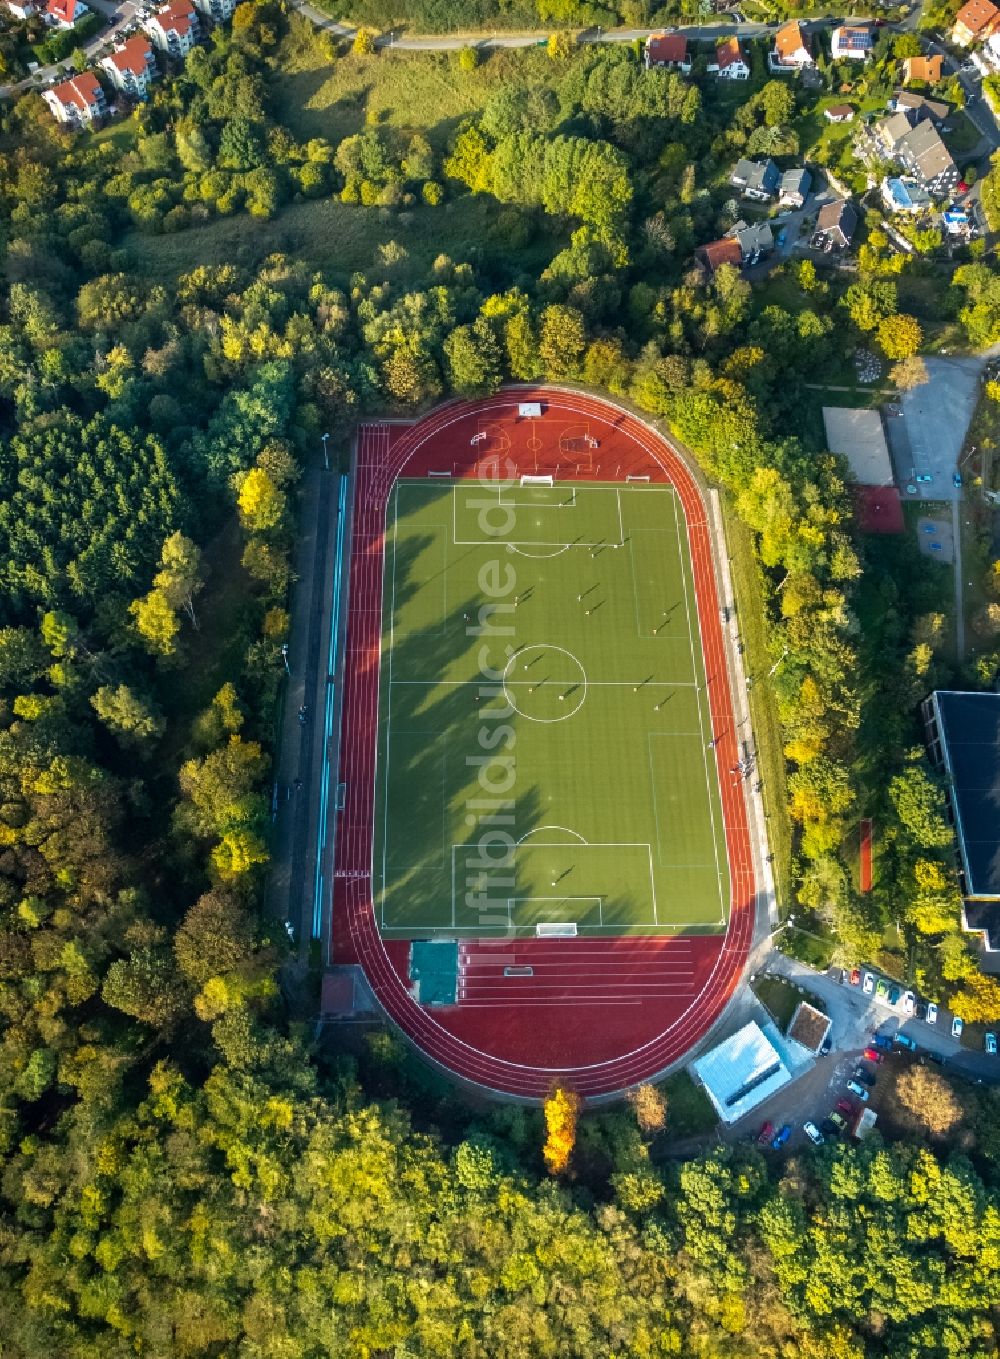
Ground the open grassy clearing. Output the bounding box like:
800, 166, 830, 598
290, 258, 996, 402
274, 32, 553, 147
122, 192, 563, 284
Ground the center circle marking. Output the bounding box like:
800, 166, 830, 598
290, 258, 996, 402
502, 644, 587, 723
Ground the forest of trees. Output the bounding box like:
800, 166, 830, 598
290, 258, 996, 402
2, 4, 1000, 1352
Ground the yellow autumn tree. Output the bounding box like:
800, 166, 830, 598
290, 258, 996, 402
543, 1086, 580, 1174
237, 467, 286, 534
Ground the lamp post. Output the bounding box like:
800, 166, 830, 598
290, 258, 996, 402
280, 643, 290, 676
766, 647, 789, 679
321, 432, 330, 472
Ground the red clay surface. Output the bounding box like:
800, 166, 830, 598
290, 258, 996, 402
331, 389, 757, 1098
856, 485, 904, 535
859, 817, 873, 894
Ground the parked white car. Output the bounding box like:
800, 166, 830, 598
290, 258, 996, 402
926, 1002, 938, 1025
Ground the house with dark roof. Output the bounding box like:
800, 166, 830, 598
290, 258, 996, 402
42, 70, 105, 123
731, 157, 779, 200
892, 89, 950, 121
895, 118, 960, 196
779, 167, 811, 207
866, 107, 959, 198
924, 690, 1000, 973
952, 0, 1000, 45
146, 0, 199, 56
733, 220, 774, 262
99, 34, 158, 98
825, 103, 855, 123
817, 197, 858, 247
644, 32, 691, 72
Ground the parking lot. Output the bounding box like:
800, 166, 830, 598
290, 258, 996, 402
718, 955, 999, 1153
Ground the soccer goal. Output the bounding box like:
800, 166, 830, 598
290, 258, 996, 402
520, 474, 554, 487
536, 922, 578, 938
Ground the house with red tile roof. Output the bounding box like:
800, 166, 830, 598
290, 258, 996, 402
644, 32, 691, 73
902, 54, 943, 84
42, 69, 105, 124
146, 0, 199, 56
44, 0, 86, 26
99, 33, 157, 98
713, 36, 749, 79
771, 20, 814, 69
952, 0, 1000, 44
695, 237, 743, 273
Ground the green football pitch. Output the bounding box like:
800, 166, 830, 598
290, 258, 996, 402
373, 478, 730, 939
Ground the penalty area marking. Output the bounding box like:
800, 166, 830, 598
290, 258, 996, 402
448, 841, 658, 932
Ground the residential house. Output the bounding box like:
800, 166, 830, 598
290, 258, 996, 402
972, 31, 1000, 70
771, 20, 814, 69
816, 197, 858, 247
44, 0, 86, 26
191, 0, 235, 24
42, 70, 105, 124
868, 108, 959, 198
6, 0, 36, 17
695, 237, 743, 274
891, 89, 949, 121
893, 117, 960, 197
951, 0, 1000, 45
902, 54, 943, 84
779, 167, 811, 208
733, 220, 774, 262
713, 36, 750, 79
99, 34, 157, 99
881, 175, 933, 213
644, 32, 691, 73
831, 24, 873, 60
730, 157, 780, 200
146, 0, 199, 57
824, 103, 855, 123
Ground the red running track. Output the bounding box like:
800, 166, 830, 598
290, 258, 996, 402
859, 818, 873, 894
331, 389, 757, 1098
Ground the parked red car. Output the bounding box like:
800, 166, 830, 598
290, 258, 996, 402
863, 1047, 884, 1064
850, 968, 861, 985
836, 1099, 854, 1116
758, 1121, 775, 1146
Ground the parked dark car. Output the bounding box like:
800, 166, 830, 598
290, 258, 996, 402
821, 1118, 838, 1136
888, 985, 901, 1006
854, 1065, 877, 1087
873, 1033, 893, 1052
